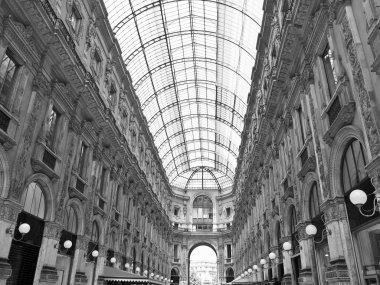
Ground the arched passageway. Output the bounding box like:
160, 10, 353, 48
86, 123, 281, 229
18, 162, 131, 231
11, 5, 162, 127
188, 244, 217, 285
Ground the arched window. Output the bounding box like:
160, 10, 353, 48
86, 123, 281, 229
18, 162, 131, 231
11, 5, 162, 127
59, 205, 79, 256
341, 139, 367, 193
309, 182, 320, 219
192, 195, 213, 231
22, 182, 45, 219
109, 231, 116, 250
63, 205, 78, 234
91, 221, 100, 242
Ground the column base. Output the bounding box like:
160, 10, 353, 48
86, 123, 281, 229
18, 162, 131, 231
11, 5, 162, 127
40, 266, 59, 285
281, 274, 292, 285
0, 258, 12, 284
298, 268, 314, 285
326, 259, 351, 284
74, 271, 89, 285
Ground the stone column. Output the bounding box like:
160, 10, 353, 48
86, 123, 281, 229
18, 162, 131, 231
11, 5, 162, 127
94, 245, 106, 285
0, 199, 21, 285
73, 235, 89, 285
297, 222, 318, 285
34, 221, 62, 285
280, 237, 292, 285
269, 245, 280, 284
321, 197, 356, 284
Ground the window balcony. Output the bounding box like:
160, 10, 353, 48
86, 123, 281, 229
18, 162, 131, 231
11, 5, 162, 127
322, 76, 355, 145
0, 105, 17, 150
93, 194, 106, 216
31, 139, 61, 182
68, 172, 87, 202
297, 138, 316, 181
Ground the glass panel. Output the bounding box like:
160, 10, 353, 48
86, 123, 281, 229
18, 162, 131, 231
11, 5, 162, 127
104, 0, 264, 189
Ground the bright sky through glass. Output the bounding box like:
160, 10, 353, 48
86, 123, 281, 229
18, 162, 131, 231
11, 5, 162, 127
104, 0, 264, 190
190, 246, 217, 262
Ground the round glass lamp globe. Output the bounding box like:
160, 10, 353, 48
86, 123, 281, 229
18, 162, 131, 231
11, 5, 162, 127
161, 276, 164, 280
349, 189, 367, 206
253, 265, 258, 270
244, 271, 248, 276
150, 273, 154, 277
240, 274, 244, 278
110, 257, 116, 263
305, 224, 318, 236
283, 241, 292, 251
269, 252, 276, 260
18, 223, 30, 234
248, 268, 253, 273
92, 250, 99, 257
125, 263, 130, 269
156, 275, 159, 279
260, 259, 266, 265
136, 267, 140, 272
144, 270, 148, 274
63, 240, 72, 249
164, 278, 167, 281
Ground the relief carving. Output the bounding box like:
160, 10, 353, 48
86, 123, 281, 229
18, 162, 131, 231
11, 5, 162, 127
341, 15, 380, 156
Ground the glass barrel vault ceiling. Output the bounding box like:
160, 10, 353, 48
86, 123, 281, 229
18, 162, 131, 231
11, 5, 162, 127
104, 0, 263, 190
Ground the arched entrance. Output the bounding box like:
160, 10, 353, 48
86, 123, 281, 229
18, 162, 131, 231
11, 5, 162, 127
225, 268, 234, 283
188, 243, 218, 285
171, 268, 180, 285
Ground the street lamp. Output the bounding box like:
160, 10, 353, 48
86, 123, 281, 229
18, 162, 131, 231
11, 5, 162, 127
349, 189, 380, 217
6, 222, 31, 241
305, 224, 331, 243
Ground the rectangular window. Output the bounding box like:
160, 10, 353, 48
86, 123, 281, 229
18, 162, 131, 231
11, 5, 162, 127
46, 107, 60, 150
227, 244, 232, 258
297, 106, 305, 145
322, 44, 337, 98
127, 197, 132, 220
69, 4, 82, 34
0, 50, 18, 107
77, 142, 87, 178
99, 168, 107, 195
109, 84, 117, 106
226, 207, 231, 217
94, 50, 102, 75
174, 207, 179, 216
174, 244, 178, 258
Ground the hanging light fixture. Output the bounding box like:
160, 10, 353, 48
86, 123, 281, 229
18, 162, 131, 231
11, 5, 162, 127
110, 257, 116, 263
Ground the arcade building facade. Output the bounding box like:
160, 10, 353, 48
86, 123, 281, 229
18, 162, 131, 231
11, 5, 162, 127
0, 0, 379, 285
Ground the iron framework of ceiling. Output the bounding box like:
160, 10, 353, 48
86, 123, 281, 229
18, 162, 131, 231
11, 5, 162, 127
104, 0, 263, 190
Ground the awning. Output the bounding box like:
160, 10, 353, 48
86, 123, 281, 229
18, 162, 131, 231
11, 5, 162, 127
101, 267, 164, 284
231, 275, 254, 284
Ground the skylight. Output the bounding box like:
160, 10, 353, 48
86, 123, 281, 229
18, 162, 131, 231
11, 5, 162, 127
104, 0, 263, 190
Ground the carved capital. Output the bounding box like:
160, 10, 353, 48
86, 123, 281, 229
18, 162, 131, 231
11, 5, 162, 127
43, 221, 63, 240
321, 197, 347, 224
